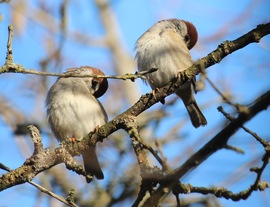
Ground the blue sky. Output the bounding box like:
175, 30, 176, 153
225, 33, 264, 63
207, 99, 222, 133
0, 0, 270, 206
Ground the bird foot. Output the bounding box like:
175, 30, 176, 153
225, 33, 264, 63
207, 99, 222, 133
151, 88, 165, 104
93, 125, 100, 133
86, 174, 93, 183
69, 137, 78, 142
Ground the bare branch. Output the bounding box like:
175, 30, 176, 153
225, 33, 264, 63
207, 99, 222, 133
218, 106, 270, 148
173, 151, 270, 201
0, 22, 269, 206
206, 76, 243, 110
142, 90, 270, 206
0, 157, 78, 207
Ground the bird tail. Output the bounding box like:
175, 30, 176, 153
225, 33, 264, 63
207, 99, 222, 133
82, 145, 104, 182
185, 101, 207, 128
176, 82, 207, 128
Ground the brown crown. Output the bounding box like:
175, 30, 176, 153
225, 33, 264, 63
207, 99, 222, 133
182, 20, 198, 50
89, 67, 108, 98
66, 66, 108, 98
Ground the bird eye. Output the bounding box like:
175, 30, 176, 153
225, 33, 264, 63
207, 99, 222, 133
184, 34, 190, 43
92, 79, 99, 92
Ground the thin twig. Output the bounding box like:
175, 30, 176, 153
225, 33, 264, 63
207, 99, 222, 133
142, 90, 270, 206
0, 64, 157, 81
218, 106, 270, 147
206, 76, 242, 110
1, 25, 158, 80
185, 152, 270, 201
138, 139, 165, 167
155, 140, 170, 171
28, 181, 78, 207
0, 163, 78, 207
5, 25, 13, 63
224, 144, 245, 154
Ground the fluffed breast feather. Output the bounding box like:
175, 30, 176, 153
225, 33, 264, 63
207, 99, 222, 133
46, 78, 107, 141
135, 28, 193, 88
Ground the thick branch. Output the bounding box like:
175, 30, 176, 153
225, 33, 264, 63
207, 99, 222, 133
142, 90, 270, 206
0, 129, 96, 191
90, 22, 270, 142
0, 22, 269, 195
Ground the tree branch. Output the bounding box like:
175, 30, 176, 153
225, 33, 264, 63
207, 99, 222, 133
0, 22, 269, 207
142, 90, 270, 206
174, 150, 270, 201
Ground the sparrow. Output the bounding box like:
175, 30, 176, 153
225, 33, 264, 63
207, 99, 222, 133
46, 66, 108, 181
135, 19, 207, 128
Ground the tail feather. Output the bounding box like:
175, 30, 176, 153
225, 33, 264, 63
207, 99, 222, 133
176, 81, 207, 128
82, 145, 104, 182
186, 102, 207, 128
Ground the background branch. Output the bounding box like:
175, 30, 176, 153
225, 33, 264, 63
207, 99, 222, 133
142, 90, 270, 206
0, 2, 269, 206
1, 21, 269, 199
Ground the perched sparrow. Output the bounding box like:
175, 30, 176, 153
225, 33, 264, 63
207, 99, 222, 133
46, 66, 108, 181
135, 19, 207, 128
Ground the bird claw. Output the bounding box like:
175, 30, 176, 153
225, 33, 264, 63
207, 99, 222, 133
151, 88, 165, 104
93, 125, 100, 133
70, 137, 78, 142
151, 89, 157, 100
86, 174, 93, 183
